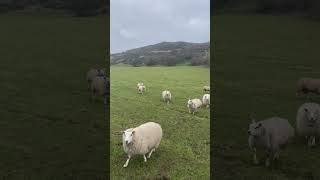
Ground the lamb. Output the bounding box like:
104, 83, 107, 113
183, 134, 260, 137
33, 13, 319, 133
162, 90, 172, 104
90, 76, 108, 104
87, 68, 106, 89
187, 98, 202, 115
122, 122, 163, 168
202, 94, 210, 108
296, 78, 320, 95
247, 117, 294, 167
296, 102, 320, 147
138, 85, 146, 94
203, 86, 210, 93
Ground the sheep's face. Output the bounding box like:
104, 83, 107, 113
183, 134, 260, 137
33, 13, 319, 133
123, 130, 135, 145
248, 121, 265, 137
164, 91, 170, 97
304, 108, 319, 126
187, 99, 193, 107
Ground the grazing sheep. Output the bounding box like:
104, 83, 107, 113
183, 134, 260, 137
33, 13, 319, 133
203, 86, 210, 93
296, 78, 320, 95
162, 90, 172, 104
202, 94, 210, 108
248, 117, 294, 167
138, 85, 146, 94
187, 98, 202, 115
87, 68, 106, 89
91, 76, 108, 104
296, 102, 320, 147
122, 122, 163, 168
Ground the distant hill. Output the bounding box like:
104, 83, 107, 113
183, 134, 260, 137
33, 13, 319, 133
111, 41, 210, 67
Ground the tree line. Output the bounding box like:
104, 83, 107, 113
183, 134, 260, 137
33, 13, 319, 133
215, 0, 320, 19
0, 0, 108, 16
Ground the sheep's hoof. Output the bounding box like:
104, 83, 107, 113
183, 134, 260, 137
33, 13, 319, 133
123, 164, 128, 168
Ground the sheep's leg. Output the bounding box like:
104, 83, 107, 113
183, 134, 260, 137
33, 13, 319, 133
148, 148, 155, 158
311, 136, 316, 146
265, 150, 271, 167
143, 155, 147, 162
253, 148, 258, 165
307, 136, 315, 147
188, 109, 191, 113
123, 155, 131, 168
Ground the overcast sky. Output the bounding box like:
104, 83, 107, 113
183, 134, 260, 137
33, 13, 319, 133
111, 0, 210, 54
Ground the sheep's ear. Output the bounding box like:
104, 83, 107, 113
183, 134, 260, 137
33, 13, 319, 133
249, 114, 256, 123
132, 131, 135, 135
251, 118, 256, 124
304, 108, 308, 113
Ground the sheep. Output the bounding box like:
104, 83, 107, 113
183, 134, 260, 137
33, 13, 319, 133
137, 82, 144, 89
162, 90, 172, 104
187, 98, 202, 115
247, 117, 294, 167
203, 86, 210, 93
138, 85, 146, 94
122, 122, 163, 168
86, 68, 106, 89
202, 94, 210, 108
90, 75, 108, 104
296, 78, 320, 95
296, 102, 320, 147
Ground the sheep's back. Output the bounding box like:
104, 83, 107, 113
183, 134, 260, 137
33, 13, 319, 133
135, 122, 162, 151
262, 117, 294, 145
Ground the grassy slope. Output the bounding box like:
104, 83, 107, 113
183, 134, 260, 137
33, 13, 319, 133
110, 66, 210, 179
0, 14, 108, 179
213, 15, 320, 179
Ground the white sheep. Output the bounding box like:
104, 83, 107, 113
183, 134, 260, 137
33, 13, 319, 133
90, 76, 108, 104
138, 85, 146, 94
296, 78, 320, 95
122, 122, 163, 168
162, 90, 172, 104
202, 94, 210, 108
86, 68, 106, 89
203, 86, 210, 93
248, 117, 294, 167
187, 98, 202, 115
296, 102, 320, 147
137, 82, 144, 89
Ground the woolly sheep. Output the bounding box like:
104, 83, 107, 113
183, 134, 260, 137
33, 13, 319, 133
162, 90, 172, 104
187, 98, 202, 115
202, 94, 210, 108
138, 85, 146, 94
90, 76, 108, 104
87, 68, 106, 89
296, 102, 320, 147
203, 86, 210, 93
122, 122, 163, 168
296, 78, 320, 95
248, 117, 294, 167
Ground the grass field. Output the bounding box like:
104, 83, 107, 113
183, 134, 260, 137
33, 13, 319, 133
213, 15, 320, 179
0, 14, 108, 179
110, 66, 210, 179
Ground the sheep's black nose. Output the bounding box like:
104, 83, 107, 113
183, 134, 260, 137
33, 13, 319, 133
125, 141, 128, 144
247, 131, 251, 135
